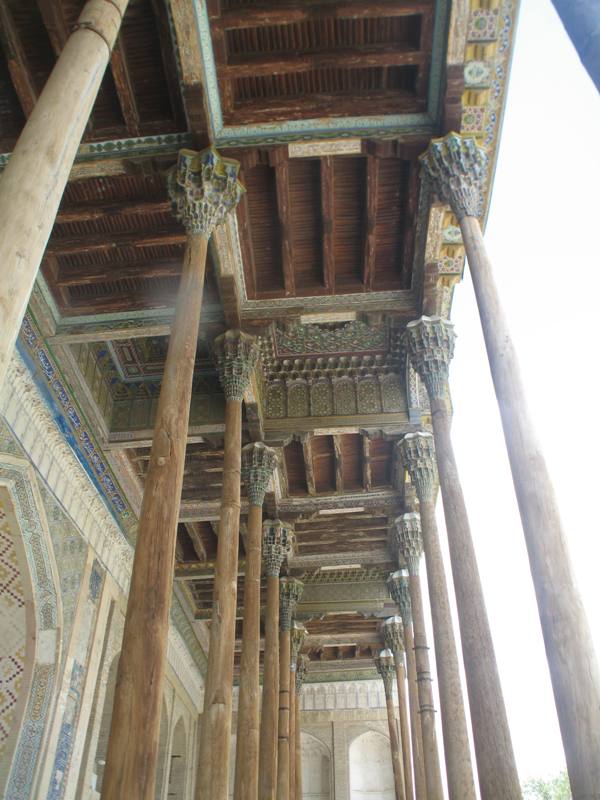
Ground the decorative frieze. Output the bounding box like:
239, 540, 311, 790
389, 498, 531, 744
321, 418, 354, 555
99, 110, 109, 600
395, 513, 424, 577
403, 316, 455, 400
213, 330, 260, 402
262, 519, 293, 577
387, 571, 412, 626
280, 578, 304, 632
419, 133, 488, 221
397, 432, 438, 503
241, 442, 277, 506
166, 147, 244, 236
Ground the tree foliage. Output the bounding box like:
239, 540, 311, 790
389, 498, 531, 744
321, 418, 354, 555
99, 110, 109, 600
522, 771, 571, 800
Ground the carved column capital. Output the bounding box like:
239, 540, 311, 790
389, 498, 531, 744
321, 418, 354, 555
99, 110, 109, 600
395, 512, 424, 577
241, 442, 278, 506
213, 330, 260, 401
374, 648, 396, 694
167, 147, 244, 236
262, 519, 293, 577
387, 570, 412, 626
296, 654, 309, 694
280, 578, 304, 632
381, 616, 405, 658
290, 622, 307, 669
397, 432, 438, 503
419, 133, 487, 220
403, 316, 455, 400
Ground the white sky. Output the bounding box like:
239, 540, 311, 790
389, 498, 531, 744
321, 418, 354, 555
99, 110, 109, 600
426, 0, 600, 785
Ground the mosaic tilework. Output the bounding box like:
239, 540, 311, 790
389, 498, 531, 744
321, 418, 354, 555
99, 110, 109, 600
0, 497, 26, 753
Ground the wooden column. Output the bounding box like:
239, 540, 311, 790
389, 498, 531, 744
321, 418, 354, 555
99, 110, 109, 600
294, 655, 308, 800
0, 0, 130, 388
404, 315, 521, 799
277, 579, 304, 800
234, 444, 278, 800
196, 330, 260, 800
289, 623, 307, 800
375, 650, 407, 800
381, 617, 414, 800
102, 149, 243, 800
387, 571, 444, 800
421, 132, 600, 798
259, 521, 293, 800
389, 579, 427, 800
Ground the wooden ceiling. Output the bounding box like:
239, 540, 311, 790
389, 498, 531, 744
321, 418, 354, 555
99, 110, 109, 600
233, 144, 419, 299
0, 0, 183, 152
209, 0, 435, 124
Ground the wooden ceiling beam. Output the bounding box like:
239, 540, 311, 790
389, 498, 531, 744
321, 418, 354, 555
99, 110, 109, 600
110, 36, 141, 137
320, 157, 335, 293
222, 46, 425, 79
54, 258, 182, 287
56, 199, 171, 224
63, 290, 179, 315
216, 1, 432, 29
362, 155, 378, 290
46, 229, 186, 256
36, 0, 69, 55
333, 435, 344, 494
302, 435, 317, 496
236, 193, 257, 298
274, 158, 295, 296
362, 436, 373, 491
0, 4, 38, 118
233, 91, 426, 125
149, 0, 187, 131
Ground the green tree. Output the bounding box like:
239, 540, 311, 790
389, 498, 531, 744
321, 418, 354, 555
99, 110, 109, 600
522, 771, 571, 800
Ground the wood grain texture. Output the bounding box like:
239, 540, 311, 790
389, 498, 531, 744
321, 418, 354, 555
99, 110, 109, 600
234, 502, 264, 800
384, 689, 407, 800
276, 629, 292, 800
394, 660, 414, 800
102, 232, 207, 800
196, 397, 243, 800
461, 214, 600, 797
403, 622, 427, 800
259, 575, 280, 800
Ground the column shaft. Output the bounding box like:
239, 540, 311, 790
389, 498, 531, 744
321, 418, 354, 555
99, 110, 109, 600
234, 502, 263, 800
277, 630, 292, 800
430, 396, 520, 798
461, 214, 600, 795
197, 397, 243, 800
406, 571, 444, 800
259, 575, 280, 800
102, 233, 207, 800
394, 658, 414, 800
418, 498, 476, 799
295, 693, 302, 800
289, 670, 296, 800
0, 0, 129, 387
384, 691, 407, 800
403, 623, 427, 800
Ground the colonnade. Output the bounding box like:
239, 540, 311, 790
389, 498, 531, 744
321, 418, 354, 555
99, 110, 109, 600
0, 7, 595, 791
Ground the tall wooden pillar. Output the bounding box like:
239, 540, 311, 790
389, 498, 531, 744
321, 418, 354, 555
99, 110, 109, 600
196, 330, 260, 800
396, 446, 476, 800
404, 316, 521, 799
277, 579, 304, 800
259, 521, 293, 800
420, 132, 600, 798
387, 570, 444, 800
0, 0, 130, 388
387, 579, 427, 800
234, 444, 279, 800
289, 623, 307, 800
102, 149, 243, 800
381, 617, 414, 800
295, 655, 308, 800
375, 650, 407, 800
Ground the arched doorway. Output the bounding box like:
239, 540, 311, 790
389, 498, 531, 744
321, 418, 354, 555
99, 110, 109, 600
167, 717, 187, 799
300, 732, 331, 800
349, 729, 394, 800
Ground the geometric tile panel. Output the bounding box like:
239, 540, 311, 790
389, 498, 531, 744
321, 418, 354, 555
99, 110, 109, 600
0, 497, 26, 754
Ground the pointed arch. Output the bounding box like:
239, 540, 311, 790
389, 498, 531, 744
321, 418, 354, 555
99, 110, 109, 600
349, 729, 394, 800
